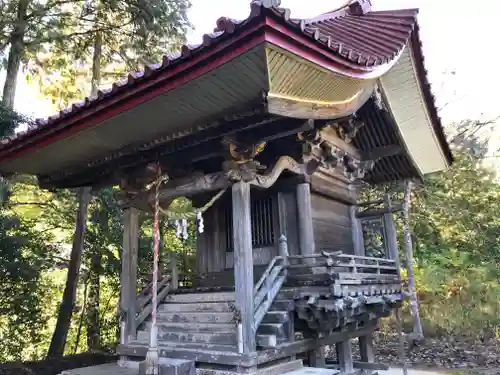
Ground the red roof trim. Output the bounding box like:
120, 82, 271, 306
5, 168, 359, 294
409, 24, 453, 165
264, 17, 392, 78
0, 21, 266, 164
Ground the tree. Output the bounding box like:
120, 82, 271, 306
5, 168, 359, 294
43, 0, 191, 356
46, 186, 92, 358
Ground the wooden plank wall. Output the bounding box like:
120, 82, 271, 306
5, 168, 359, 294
311, 193, 354, 254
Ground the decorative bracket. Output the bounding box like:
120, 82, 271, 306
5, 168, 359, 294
298, 126, 375, 182
335, 116, 364, 144
221, 137, 267, 182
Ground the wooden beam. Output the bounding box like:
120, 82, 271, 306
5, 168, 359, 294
356, 205, 403, 218
296, 183, 315, 264
120, 206, 139, 342
232, 182, 256, 354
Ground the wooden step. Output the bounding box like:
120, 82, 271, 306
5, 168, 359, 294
157, 311, 235, 324
137, 329, 236, 345
166, 291, 235, 303
269, 300, 294, 311
256, 334, 279, 348
262, 311, 290, 324
159, 301, 234, 313
143, 321, 236, 333
122, 341, 238, 355
256, 323, 286, 337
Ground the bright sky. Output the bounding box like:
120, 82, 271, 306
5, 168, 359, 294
4, 0, 499, 126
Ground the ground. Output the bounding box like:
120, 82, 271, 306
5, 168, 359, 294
367, 333, 500, 374
1, 334, 499, 375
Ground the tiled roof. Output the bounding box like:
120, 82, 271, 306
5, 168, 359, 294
0, 0, 437, 162
303, 4, 418, 66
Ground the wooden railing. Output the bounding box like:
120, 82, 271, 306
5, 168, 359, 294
134, 274, 174, 330
252, 235, 289, 331
287, 252, 398, 277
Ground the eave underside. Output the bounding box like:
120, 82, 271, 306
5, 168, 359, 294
31, 97, 417, 190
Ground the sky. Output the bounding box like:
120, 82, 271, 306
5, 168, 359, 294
3, 0, 499, 126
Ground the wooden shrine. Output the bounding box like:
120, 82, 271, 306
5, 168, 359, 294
0, 1, 452, 375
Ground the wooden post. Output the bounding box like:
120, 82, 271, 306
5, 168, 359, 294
296, 183, 315, 264
171, 252, 179, 290
120, 206, 139, 342
359, 333, 375, 375
232, 182, 256, 354
402, 181, 424, 340
349, 205, 365, 256
383, 210, 398, 262
336, 340, 354, 374
308, 346, 326, 368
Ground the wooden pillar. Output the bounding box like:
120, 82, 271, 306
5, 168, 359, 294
308, 346, 326, 368
349, 205, 365, 256
232, 182, 256, 354
296, 183, 315, 263
359, 333, 375, 374
383, 210, 398, 261
336, 340, 354, 374
120, 206, 139, 342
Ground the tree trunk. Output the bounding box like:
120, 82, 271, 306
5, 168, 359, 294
2, 0, 29, 108
84, 30, 103, 353
46, 186, 92, 358
86, 250, 101, 351
90, 31, 102, 96
402, 180, 424, 340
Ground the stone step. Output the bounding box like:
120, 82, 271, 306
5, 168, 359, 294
156, 312, 235, 324
143, 321, 236, 333
285, 368, 340, 375
139, 357, 195, 375
262, 311, 290, 324
159, 301, 234, 313
165, 292, 235, 303
197, 359, 304, 375
137, 329, 236, 345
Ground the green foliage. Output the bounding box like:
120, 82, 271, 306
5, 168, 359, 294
401, 150, 500, 338
29, 0, 192, 108
0, 211, 59, 362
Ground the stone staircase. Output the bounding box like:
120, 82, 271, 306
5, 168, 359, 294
131, 291, 293, 351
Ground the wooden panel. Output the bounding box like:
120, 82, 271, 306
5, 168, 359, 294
311, 193, 354, 254
277, 191, 299, 256
310, 169, 358, 204
226, 247, 274, 267
266, 45, 375, 103
380, 47, 448, 174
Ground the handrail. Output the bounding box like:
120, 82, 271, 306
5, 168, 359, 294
252, 235, 289, 331
134, 274, 173, 330
253, 256, 285, 295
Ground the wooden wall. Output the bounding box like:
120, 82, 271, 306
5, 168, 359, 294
310, 193, 354, 254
